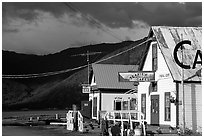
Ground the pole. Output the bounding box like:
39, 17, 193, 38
87, 50, 89, 84
181, 34, 185, 133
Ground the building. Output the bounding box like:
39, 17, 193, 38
137, 26, 202, 132
88, 26, 202, 133
89, 64, 139, 120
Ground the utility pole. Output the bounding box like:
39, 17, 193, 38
181, 34, 185, 133
87, 51, 90, 84
71, 51, 102, 84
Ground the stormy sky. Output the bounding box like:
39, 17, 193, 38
2, 2, 202, 55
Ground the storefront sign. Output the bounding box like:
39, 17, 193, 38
173, 40, 202, 69
119, 71, 155, 82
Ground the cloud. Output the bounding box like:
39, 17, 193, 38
2, 2, 68, 19
185, 2, 202, 16
185, 15, 202, 26
2, 2, 201, 55
3, 2, 201, 30
71, 2, 201, 27
2, 28, 19, 33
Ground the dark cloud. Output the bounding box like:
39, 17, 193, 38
72, 2, 202, 27
3, 2, 68, 18
146, 3, 187, 26
185, 16, 202, 26
3, 28, 19, 33
185, 2, 202, 16
2, 2, 71, 26
2, 2, 202, 30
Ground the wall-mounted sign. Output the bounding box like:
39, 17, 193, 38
82, 84, 91, 93
173, 40, 202, 69
157, 73, 171, 80
119, 71, 155, 82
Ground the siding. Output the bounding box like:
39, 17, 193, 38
178, 83, 202, 132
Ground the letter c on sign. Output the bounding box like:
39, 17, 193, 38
173, 40, 191, 69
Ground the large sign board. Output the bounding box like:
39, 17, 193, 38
173, 40, 202, 69
82, 84, 91, 93
119, 71, 155, 82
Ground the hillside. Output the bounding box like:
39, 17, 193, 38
3, 41, 134, 75
2, 37, 149, 110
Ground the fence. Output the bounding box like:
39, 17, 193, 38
104, 110, 146, 136
66, 110, 83, 132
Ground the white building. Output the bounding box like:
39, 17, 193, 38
88, 26, 202, 133
138, 26, 202, 132
89, 64, 139, 120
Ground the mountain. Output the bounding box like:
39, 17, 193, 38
2, 37, 149, 110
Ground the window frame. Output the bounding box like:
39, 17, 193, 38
152, 43, 158, 71
164, 92, 171, 121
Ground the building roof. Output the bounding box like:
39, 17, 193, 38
151, 26, 202, 81
92, 64, 138, 89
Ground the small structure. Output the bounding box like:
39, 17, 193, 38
89, 64, 139, 120
137, 26, 202, 132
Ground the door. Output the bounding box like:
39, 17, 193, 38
151, 95, 159, 125
93, 97, 97, 117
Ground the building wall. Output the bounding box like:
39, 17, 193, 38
91, 92, 100, 120
91, 92, 138, 120
138, 41, 177, 127
178, 83, 202, 132
101, 93, 138, 111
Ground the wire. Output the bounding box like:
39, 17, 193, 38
63, 2, 123, 41
2, 64, 88, 79
2, 38, 151, 79
93, 38, 152, 64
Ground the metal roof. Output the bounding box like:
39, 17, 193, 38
152, 26, 202, 81
92, 64, 138, 89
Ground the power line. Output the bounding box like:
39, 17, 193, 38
2, 64, 88, 79
71, 51, 102, 57
94, 38, 152, 64
2, 38, 151, 79
63, 2, 123, 41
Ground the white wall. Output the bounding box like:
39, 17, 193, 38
91, 93, 138, 120
156, 42, 176, 127
138, 41, 177, 127
101, 93, 138, 111
89, 74, 96, 101
178, 83, 202, 132
92, 92, 100, 120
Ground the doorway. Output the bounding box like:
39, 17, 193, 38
151, 95, 159, 125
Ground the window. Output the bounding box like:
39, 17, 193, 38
114, 100, 121, 110
130, 98, 137, 110
141, 94, 146, 119
152, 81, 157, 92
122, 101, 129, 110
149, 81, 157, 92
165, 92, 171, 121
152, 43, 158, 71
114, 98, 138, 111
93, 76, 96, 83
